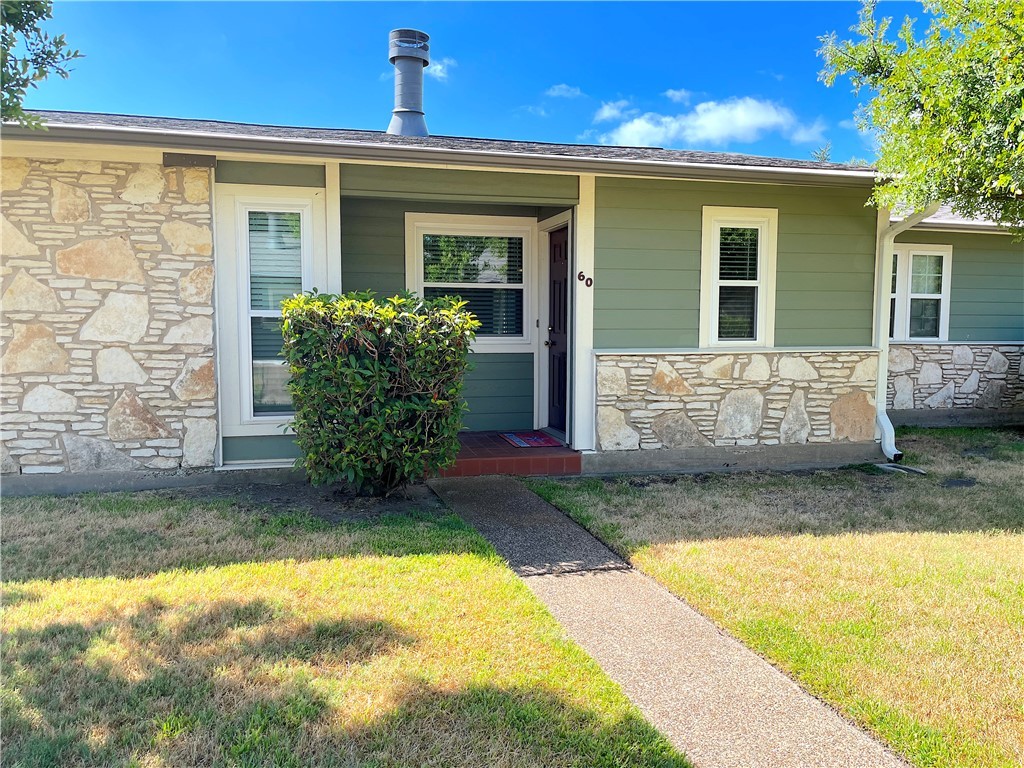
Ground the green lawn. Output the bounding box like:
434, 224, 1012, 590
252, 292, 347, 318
1, 492, 689, 767
530, 427, 1024, 768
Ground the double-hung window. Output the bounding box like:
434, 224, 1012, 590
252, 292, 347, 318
244, 207, 309, 415
890, 244, 952, 341
406, 213, 537, 352
700, 206, 778, 347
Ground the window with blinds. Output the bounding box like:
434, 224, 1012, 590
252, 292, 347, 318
247, 210, 302, 415
421, 233, 526, 336
716, 226, 760, 341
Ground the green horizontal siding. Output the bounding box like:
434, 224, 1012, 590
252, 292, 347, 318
463, 353, 534, 431
340, 164, 578, 206
895, 230, 1023, 341
594, 176, 877, 349
216, 161, 326, 187
222, 435, 300, 463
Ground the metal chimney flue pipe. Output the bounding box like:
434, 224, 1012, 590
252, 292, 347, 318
387, 29, 430, 137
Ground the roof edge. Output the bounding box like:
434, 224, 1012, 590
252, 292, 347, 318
3, 121, 879, 188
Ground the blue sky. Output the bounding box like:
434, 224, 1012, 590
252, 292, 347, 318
31, 1, 925, 162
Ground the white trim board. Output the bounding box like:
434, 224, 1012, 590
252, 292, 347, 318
537, 209, 574, 434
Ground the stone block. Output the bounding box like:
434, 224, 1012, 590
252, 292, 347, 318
740, 354, 770, 382
56, 236, 145, 283
923, 381, 955, 408
647, 360, 693, 396
179, 264, 213, 305
918, 362, 943, 385
714, 389, 764, 439
2, 157, 30, 192
974, 380, 1007, 409
96, 348, 148, 384
107, 391, 173, 440
23, 384, 76, 413
652, 410, 710, 448
64, 434, 141, 472
171, 358, 215, 400
982, 350, 1009, 374
951, 345, 974, 366
120, 166, 165, 204
892, 375, 914, 409
182, 168, 210, 204
780, 390, 810, 444
700, 355, 733, 379
1, 323, 69, 373
182, 417, 217, 467
888, 346, 914, 373
51, 179, 91, 223
160, 219, 212, 256
778, 356, 818, 381
597, 365, 629, 396
1, 214, 39, 257
2, 270, 60, 312
81, 293, 149, 343
961, 371, 980, 394
850, 356, 877, 383
598, 406, 640, 451
830, 391, 875, 442
164, 317, 212, 345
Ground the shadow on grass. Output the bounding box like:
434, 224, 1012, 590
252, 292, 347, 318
1, 499, 494, 582
2, 600, 688, 768
527, 427, 1024, 552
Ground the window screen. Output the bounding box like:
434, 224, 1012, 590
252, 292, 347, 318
422, 234, 526, 336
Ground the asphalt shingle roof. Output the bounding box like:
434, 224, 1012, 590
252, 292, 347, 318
26, 110, 873, 174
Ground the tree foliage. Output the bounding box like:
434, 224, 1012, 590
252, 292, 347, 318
1, 0, 80, 128
819, 0, 1024, 229
280, 291, 478, 496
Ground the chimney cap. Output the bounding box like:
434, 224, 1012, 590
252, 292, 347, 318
389, 28, 430, 66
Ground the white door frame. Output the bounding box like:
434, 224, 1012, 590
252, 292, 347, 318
537, 210, 573, 435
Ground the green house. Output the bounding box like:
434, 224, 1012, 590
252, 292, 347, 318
2, 107, 1021, 479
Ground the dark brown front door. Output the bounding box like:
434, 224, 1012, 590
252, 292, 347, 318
547, 226, 569, 432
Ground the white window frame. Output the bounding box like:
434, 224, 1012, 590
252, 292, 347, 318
699, 206, 778, 348
890, 243, 952, 341
405, 212, 539, 354
214, 184, 326, 437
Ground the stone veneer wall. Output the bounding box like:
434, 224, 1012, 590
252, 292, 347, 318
1, 156, 216, 475
886, 344, 1024, 411
595, 351, 879, 451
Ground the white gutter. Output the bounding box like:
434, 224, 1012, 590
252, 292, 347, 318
873, 202, 941, 460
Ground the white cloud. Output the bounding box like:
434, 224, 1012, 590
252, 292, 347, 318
546, 83, 583, 98
593, 99, 634, 123
523, 105, 548, 117
839, 118, 858, 130
663, 88, 691, 104
425, 57, 457, 81
600, 97, 826, 147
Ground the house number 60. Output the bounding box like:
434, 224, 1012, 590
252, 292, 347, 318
577, 271, 594, 288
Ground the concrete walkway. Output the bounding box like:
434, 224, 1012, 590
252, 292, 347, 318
430, 476, 906, 768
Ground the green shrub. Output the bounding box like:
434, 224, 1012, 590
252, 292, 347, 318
280, 291, 478, 496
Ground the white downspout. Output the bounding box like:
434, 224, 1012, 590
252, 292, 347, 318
873, 202, 940, 460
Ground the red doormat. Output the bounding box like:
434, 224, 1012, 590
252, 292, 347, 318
499, 431, 563, 448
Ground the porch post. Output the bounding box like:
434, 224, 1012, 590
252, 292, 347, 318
325, 162, 343, 293
572, 174, 597, 452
